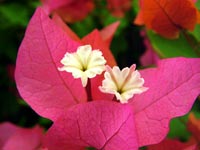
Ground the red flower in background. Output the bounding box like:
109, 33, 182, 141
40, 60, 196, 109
134, 0, 200, 39
106, 0, 132, 17
15, 7, 200, 150
41, 0, 94, 23
41, 0, 132, 23
147, 138, 198, 150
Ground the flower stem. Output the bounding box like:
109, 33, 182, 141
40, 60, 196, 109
181, 30, 200, 57
112, 96, 118, 102
86, 79, 92, 101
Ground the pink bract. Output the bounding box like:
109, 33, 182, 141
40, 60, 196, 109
130, 58, 200, 146
44, 101, 138, 150
15, 7, 86, 121
0, 122, 44, 150
15, 7, 200, 149
140, 30, 159, 66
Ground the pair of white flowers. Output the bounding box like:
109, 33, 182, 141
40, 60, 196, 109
59, 45, 147, 103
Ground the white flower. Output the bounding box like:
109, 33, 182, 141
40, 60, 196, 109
99, 65, 148, 103
58, 45, 106, 87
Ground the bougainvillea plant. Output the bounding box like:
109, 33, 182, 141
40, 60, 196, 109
14, 6, 200, 150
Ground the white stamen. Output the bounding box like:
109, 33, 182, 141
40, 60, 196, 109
99, 65, 148, 103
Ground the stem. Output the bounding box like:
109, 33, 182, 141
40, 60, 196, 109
86, 79, 92, 101
181, 30, 200, 57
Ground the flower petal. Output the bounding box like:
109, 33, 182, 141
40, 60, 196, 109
100, 65, 147, 103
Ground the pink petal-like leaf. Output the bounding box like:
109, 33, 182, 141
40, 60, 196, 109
52, 14, 81, 42
15, 7, 87, 121
140, 46, 159, 66
0, 123, 19, 148
140, 30, 159, 66
44, 101, 138, 150
0, 122, 44, 150
130, 57, 200, 146
100, 21, 120, 46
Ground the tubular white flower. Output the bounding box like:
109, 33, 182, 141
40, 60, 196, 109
99, 65, 148, 103
58, 45, 106, 87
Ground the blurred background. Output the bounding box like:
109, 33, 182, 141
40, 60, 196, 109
0, 0, 200, 147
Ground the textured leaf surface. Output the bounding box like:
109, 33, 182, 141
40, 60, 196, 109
15, 7, 87, 121
44, 101, 138, 150
130, 57, 200, 146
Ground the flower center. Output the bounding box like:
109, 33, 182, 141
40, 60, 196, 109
99, 65, 148, 103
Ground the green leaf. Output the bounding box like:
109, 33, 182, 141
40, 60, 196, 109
132, 0, 140, 13
38, 117, 52, 128
195, 0, 200, 9
192, 24, 200, 41
0, 3, 29, 27
147, 30, 199, 58
168, 115, 190, 141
